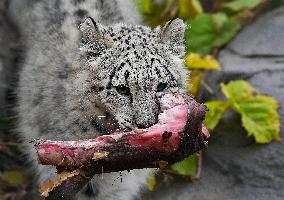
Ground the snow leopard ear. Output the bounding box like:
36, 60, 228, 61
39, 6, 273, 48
160, 18, 186, 57
79, 17, 113, 48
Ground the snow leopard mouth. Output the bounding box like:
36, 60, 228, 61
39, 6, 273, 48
35, 93, 209, 169
90, 114, 133, 135
90, 115, 121, 135
91, 95, 210, 142
35, 95, 209, 199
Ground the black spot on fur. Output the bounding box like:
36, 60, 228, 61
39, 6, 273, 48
89, 85, 104, 93
154, 67, 162, 79
74, 9, 88, 18
117, 62, 125, 71
126, 59, 131, 66
129, 94, 133, 104
137, 26, 143, 31
86, 51, 101, 59
151, 58, 155, 65
106, 66, 117, 89
90, 85, 96, 91
125, 71, 129, 79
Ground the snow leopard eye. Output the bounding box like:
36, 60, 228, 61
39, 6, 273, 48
157, 82, 167, 92
115, 85, 130, 96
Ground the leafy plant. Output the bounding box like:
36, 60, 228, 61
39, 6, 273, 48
179, 0, 203, 19
185, 53, 221, 70
222, 0, 263, 12
204, 81, 280, 143
0, 171, 23, 187
185, 53, 221, 95
204, 101, 230, 130
146, 171, 157, 191
185, 13, 241, 55
171, 155, 197, 176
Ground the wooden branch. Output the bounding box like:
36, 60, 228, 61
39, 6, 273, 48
34, 94, 209, 200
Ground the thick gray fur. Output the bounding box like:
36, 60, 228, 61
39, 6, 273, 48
8, 0, 188, 199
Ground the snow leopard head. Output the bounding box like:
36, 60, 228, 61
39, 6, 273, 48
77, 17, 187, 132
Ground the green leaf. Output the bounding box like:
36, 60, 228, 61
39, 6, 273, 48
221, 80, 253, 100
134, 0, 153, 14
186, 13, 240, 55
211, 13, 228, 29
186, 70, 204, 96
221, 80, 281, 143
171, 155, 197, 176
1, 171, 24, 187
146, 171, 157, 191
137, 1, 166, 27
222, 0, 262, 12
185, 53, 221, 70
179, 0, 203, 19
186, 14, 215, 54
204, 101, 230, 130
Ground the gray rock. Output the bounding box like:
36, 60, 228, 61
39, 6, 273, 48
149, 6, 284, 200
227, 7, 284, 56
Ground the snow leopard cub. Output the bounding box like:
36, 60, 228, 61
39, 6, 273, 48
15, 1, 188, 199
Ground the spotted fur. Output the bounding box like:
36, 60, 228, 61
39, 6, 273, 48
10, 0, 188, 199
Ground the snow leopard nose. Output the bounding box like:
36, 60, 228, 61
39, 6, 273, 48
133, 94, 159, 129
